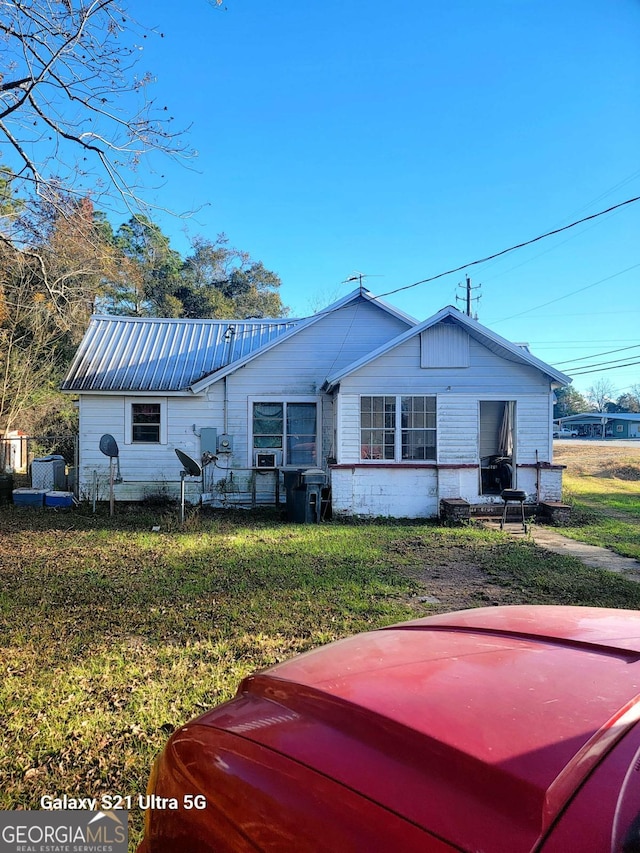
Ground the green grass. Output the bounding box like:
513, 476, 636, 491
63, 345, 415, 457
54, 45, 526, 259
562, 473, 640, 559
2, 504, 640, 850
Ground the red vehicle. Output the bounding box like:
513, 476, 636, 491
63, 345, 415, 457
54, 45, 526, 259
137, 606, 640, 852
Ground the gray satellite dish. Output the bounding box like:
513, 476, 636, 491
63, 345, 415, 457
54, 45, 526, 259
175, 448, 202, 477
99, 434, 119, 458
175, 448, 202, 524
99, 434, 122, 514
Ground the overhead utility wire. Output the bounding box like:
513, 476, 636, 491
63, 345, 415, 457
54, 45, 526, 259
567, 358, 640, 377
555, 343, 640, 367
374, 195, 640, 300
489, 262, 640, 324
566, 353, 640, 372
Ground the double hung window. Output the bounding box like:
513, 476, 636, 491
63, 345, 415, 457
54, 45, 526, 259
252, 401, 317, 466
360, 395, 436, 461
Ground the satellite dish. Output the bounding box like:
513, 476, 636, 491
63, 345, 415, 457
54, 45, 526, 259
99, 434, 119, 458
175, 448, 202, 478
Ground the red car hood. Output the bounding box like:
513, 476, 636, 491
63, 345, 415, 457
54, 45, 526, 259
189, 606, 640, 852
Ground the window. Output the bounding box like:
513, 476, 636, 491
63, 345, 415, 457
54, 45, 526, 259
360, 396, 436, 461
401, 396, 436, 460
131, 403, 161, 443
360, 396, 396, 459
252, 401, 317, 466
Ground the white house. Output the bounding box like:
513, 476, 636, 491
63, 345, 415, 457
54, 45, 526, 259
62, 288, 571, 517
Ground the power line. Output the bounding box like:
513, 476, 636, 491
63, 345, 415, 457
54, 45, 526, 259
488, 262, 640, 324
374, 194, 640, 300
555, 343, 640, 367
568, 358, 640, 377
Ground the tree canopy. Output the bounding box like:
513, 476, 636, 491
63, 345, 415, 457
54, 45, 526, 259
100, 223, 287, 320
0, 194, 287, 434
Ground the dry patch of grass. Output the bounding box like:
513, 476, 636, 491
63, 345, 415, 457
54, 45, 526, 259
554, 442, 640, 559
554, 442, 640, 481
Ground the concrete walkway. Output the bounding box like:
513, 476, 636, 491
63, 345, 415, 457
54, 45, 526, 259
483, 518, 640, 583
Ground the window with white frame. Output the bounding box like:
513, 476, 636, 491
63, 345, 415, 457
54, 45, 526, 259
124, 398, 167, 445
252, 401, 318, 466
360, 395, 436, 461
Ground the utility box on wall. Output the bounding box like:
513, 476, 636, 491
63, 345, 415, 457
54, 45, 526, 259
200, 428, 218, 455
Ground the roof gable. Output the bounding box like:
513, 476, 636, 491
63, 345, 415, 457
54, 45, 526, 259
63, 288, 417, 395
324, 305, 571, 389
189, 288, 416, 392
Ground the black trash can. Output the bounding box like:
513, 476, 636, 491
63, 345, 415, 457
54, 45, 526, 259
0, 473, 14, 505
283, 469, 304, 521
284, 469, 328, 523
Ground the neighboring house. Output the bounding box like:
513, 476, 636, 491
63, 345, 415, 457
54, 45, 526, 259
558, 412, 640, 439
62, 289, 571, 518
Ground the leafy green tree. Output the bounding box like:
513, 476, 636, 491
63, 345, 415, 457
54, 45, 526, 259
615, 392, 640, 413
101, 216, 183, 316
102, 228, 288, 319
553, 386, 590, 419
178, 236, 287, 319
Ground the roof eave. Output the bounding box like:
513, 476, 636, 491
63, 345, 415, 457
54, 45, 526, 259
325, 305, 571, 390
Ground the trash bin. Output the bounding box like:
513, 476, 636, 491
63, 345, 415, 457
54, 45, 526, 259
0, 473, 13, 505
284, 469, 328, 523
283, 469, 304, 521
31, 455, 66, 490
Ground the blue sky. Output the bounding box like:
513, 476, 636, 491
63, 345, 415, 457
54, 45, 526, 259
132, 0, 639, 398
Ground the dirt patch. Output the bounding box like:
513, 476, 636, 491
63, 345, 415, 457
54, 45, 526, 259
396, 539, 530, 612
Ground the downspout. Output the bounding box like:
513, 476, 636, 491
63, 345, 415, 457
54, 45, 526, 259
223, 376, 228, 434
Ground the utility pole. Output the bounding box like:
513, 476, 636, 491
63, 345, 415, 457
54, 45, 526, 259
456, 275, 482, 318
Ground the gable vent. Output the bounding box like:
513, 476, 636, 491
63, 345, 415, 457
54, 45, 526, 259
421, 323, 470, 368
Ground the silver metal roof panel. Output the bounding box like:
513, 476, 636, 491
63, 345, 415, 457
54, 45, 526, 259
62, 316, 300, 393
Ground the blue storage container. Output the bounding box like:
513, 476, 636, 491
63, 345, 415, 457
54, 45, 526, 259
45, 491, 74, 508
13, 488, 46, 506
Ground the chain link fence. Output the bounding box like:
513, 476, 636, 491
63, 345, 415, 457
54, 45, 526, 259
0, 434, 79, 493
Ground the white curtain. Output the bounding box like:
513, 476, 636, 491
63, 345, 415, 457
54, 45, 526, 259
498, 401, 514, 457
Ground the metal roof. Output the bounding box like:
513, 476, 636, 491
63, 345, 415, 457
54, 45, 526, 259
560, 412, 640, 423
62, 315, 300, 393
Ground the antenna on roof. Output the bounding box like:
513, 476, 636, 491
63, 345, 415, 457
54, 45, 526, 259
342, 272, 382, 295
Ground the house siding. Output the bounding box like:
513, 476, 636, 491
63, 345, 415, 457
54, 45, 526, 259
76, 298, 411, 504
331, 334, 555, 516
72, 301, 566, 517
78, 393, 216, 502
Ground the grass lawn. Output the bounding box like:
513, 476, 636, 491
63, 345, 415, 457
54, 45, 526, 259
2, 503, 640, 850
554, 443, 640, 560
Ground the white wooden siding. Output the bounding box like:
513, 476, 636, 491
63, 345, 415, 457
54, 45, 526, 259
339, 336, 549, 394
78, 393, 217, 501
330, 328, 555, 515
221, 300, 410, 472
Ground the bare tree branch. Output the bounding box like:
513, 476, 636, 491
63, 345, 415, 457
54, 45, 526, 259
0, 0, 210, 216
